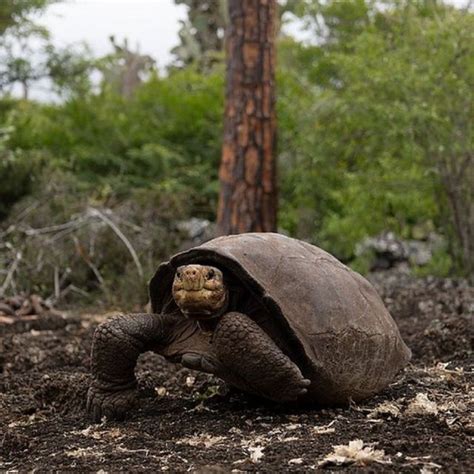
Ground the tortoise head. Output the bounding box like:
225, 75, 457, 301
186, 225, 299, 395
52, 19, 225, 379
172, 264, 228, 319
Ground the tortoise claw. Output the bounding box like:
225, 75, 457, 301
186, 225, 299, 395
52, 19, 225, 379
181, 353, 219, 374
87, 385, 137, 423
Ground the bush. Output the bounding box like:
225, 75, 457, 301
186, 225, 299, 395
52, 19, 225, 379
0, 125, 42, 219
6, 68, 225, 218
0, 170, 191, 309
277, 5, 473, 276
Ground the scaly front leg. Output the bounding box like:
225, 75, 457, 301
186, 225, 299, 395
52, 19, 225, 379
212, 312, 311, 402
87, 312, 175, 422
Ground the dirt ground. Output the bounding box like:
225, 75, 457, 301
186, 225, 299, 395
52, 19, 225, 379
1, 269, 473, 472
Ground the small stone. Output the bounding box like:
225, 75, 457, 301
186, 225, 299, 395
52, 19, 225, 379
155, 387, 167, 397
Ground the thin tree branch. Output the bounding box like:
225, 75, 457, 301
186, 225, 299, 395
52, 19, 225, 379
87, 207, 143, 278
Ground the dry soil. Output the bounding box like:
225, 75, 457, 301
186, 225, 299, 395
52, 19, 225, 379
1, 270, 473, 472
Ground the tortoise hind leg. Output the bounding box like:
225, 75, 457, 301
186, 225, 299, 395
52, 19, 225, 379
212, 312, 311, 402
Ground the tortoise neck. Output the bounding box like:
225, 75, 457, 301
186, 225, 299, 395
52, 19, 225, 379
194, 290, 229, 333
198, 318, 219, 333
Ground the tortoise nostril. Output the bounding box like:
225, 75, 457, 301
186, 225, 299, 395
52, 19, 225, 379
185, 268, 198, 278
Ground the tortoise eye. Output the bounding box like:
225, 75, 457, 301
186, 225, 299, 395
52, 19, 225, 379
207, 269, 215, 279
176, 271, 182, 279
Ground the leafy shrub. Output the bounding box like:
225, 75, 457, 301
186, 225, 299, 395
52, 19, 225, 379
7, 68, 224, 218
0, 125, 42, 219
277, 5, 472, 276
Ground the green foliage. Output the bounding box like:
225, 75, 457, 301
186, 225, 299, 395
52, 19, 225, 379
413, 247, 454, 278
0, 1, 59, 95
1, 0, 473, 307
0, 125, 42, 219
278, 1, 473, 272
350, 248, 376, 276
6, 67, 225, 217
45, 43, 95, 97
0, 0, 55, 34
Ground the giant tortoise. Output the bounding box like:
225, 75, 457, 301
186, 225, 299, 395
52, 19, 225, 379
87, 233, 410, 421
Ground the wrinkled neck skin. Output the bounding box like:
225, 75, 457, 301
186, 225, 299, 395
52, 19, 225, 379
195, 291, 229, 333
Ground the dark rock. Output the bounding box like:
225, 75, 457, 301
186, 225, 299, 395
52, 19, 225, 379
356, 231, 443, 270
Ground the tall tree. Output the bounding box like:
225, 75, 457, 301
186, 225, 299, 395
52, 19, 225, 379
0, 0, 54, 34
217, 0, 277, 235
0, 0, 58, 97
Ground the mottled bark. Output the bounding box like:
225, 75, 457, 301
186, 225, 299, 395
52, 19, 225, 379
217, 0, 277, 235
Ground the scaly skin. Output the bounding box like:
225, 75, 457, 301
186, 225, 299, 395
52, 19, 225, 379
87, 312, 175, 422
179, 312, 311, 402
212, 312, 311, 402
87, 265, 311, 421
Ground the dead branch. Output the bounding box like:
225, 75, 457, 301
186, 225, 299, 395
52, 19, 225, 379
72, 235, 107, 289
23, 217, 86, 236
87, 207, 143, 278
54, 266, 60, 300
0, 251, 22, 297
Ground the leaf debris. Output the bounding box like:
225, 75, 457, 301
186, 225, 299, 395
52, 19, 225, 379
319, 439, 391, 466
405, 393, 439, 416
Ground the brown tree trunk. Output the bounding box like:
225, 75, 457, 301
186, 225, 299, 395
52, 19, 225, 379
217, 0, 277, 235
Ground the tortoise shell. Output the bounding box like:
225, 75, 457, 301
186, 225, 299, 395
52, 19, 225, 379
150, 233, 411, 404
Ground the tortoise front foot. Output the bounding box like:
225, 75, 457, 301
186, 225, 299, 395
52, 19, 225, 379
87, 312, 173, 422
213, 312, 311, 403
87, 385, 138, 422
181, 352, 220, 374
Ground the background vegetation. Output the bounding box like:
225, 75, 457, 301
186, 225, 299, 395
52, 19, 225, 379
0, 0, 472, 308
